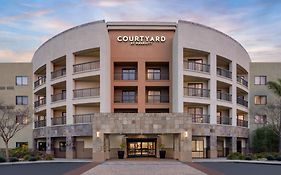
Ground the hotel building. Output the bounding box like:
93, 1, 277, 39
32, 20, 250, 162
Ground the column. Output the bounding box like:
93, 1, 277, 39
178, 132, 192, 162
231, 62, 237, 126
92, 131, 105, 162
210, 134, 217, 158
66, 53, 74, 125
232, 137, 237, 153
209, 53, 217, 124
104, 134, 110, 160
46, 137, 53, 155
173, 134, 180, 160
46, 61, 52, 126
138, 61, 145, 112
66, 136, 74, 159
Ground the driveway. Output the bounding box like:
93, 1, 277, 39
82, 159, 207, 175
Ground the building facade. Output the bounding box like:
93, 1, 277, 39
32, 20, 250, 162
0, 63, 33, 150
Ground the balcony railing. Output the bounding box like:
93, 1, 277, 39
34, 98, 46, 108
183, 61, 210, 73
73, 61, 100, 73
51, 68, 66, 79
114, 72, 137, 80
146, 94, 169, 103
217, 67, 232, 79
51, 92, 66, 102
217, 91, 232, 102
237, 119, 248, 127
147, 72, 169, 80
34, 76, 46, 89
189, 114, 210, 123
51, 116, 66, 125
237, 76, 248, 87
184, 87, 210, 98
237, 97, 248, 107
73, 113, 93, 123
73, 87, 100, 98
217, 116, 232, 125
114, 94, 137, 103
34, 120, 46, 128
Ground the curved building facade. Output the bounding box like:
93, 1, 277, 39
32, 20, 250, 162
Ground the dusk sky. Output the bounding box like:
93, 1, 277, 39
0, 0, 281, 62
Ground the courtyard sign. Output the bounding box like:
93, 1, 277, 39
117, 35, 166, 45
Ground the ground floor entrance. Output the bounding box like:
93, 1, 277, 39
127, 138, 157, 158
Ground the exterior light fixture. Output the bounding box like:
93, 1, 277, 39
184, 131, 189, 138
96, 131, 100, 138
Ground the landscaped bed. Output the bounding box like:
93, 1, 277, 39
227, 152, 281, 161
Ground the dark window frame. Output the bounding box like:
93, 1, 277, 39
16, 76, 28, 86
254, 95, 267, 105
16, 96, 28, 105
254, 75, 267, 85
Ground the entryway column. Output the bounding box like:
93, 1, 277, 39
92, 131, 105, 162
232, 137, 237, 153
105, 134, 110, 160
46, 137, 53, 155
66, 136, 74, 159
179, 132, 192, 162
173, 134, 180, 160
210, 135, 217, 158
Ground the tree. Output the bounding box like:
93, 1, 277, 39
0, 103, 30, 161
266, 79, 281, 153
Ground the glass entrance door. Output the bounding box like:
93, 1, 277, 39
127, 138, 156, 157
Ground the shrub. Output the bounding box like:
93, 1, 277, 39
244, 153, 256, 160
23, 155, 31, 161
9, 157, 19, 162
9, 145, 29, 158
28, 156, 37, 161
252, 127, 279, 153
45, 154, 54, 160
227, 152, 244, 160
0, 156, 6, 163
266, 155, 275, 161
276, 155, 281, 161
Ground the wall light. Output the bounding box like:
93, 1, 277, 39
96, 131, 100, 138
184, 131, 189, 138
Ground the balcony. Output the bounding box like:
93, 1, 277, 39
73, 61, 100, 73
51, 116, 66, 125
34, 76, 46, 89
237, 119, 248, 127
237, 76, 248, 87
114, 94, 137, 103
73, 87, 100, 98
146, 72, 169, 80
217, 116, 232, 125
189, 114, 210, 123
114, 72, 137, 80
51, 68, 66, 79
34, 98, 46, 108
217, 67, 232, 79
73, 113, 93, 123
237, 97, 248, 107
183, 61, 210, 73
217, 91, 232, 102
184, 87, 210, 98
51, 92, 66, 102
146, 95, 169, 104
34, 120, 46, 128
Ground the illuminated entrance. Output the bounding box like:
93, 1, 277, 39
127, 138, 157, 157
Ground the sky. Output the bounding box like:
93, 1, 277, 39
0, 0, 281, 62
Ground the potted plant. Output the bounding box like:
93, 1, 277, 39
159, 144, 166, 159
118, 143, 125, 159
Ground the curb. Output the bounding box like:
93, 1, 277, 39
0, 160, 91, 166
193, 160, 281, 165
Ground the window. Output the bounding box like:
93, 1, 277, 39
188, 59, 203, 71
188, 107, 204, 123
147, 68, 161, 80
254, 76, 267, 85
122, 91, 136, 103
254, 115, 267, 124
192, 139, 204, 158
16, 142, 28, 148
16, 76, 28, 86
122, 69, 136, 80
38, 142, 46, 151
59, 142, 66, 152
147, 90, 161, 103
16, 96, 28, 105
254, 95, 267, 105
16, 115, 28, 124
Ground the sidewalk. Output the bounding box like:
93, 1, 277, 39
193, 158, 281, 165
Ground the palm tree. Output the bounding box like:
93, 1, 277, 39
267, 79, 281, 153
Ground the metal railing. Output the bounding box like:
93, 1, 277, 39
217, 67, 232, 79
217, 91, 232, 102
51, 116, 66, 125
237, 119, 248, 127
189, 114, 210, 123
146, 94, 169, 103
73, 113, 94, 123
184, 87, 210, 98
51, 92, 66, 102
34, 98, 46, 108
114, 94, 137, 103
73, 61, 100, 73
237, 97, 248, 107
146, 72, 169, 80
34, 120, 46, 128
237, 76, 248, 87
34, 76, 46, 88
73, 87, 100, 98
51, 68, 66, 79
183, 61, 210, 73
217, 116, 232, 125
114, 72, 137, 80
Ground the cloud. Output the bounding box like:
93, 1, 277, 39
0, 49, 33, 62
82, 0, 138, 7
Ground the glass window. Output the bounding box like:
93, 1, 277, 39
254, 115, 267, 124
16, 115, 28, 124
192, 140, 204, 158
147, 90, 161, 103
16, 96, 28, 105
16, 142, 28, 148
254, 96, 267, 105
59, 142, 66, 152
147, 69, 161, 80
16, 76, 28, 86
122, 69, 136, 80
254, 76, 267, 85
122, 91, 136, 103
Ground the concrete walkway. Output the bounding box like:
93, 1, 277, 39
82, 160, 207, 175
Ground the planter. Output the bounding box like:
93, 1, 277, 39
118, 150, 125, 159
159, 150, 166, 159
